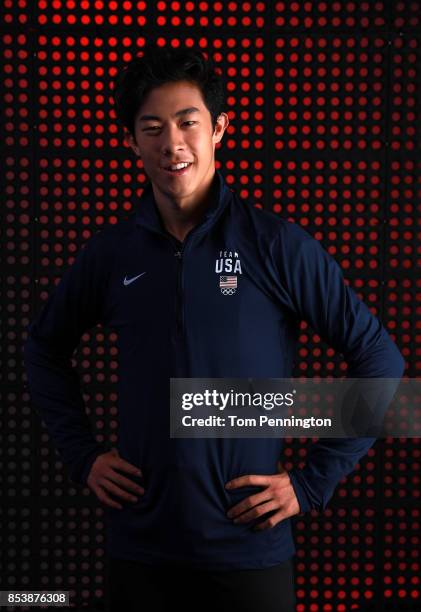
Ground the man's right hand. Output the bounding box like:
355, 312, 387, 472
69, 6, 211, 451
87, 447, 145, 510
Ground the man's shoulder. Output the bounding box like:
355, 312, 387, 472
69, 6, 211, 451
73, 216, 138, 273
85, 215, 137, 249
231, 193, 313, 246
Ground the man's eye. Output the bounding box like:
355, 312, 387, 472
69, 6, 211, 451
143, 121, 197, 132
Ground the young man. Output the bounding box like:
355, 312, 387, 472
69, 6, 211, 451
23, 48, 405, 612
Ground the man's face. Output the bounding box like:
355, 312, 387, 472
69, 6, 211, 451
125, 80, 229, 206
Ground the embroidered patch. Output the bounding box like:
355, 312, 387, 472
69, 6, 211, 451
220, 276, 237, 296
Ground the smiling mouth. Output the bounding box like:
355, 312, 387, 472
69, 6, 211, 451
161, 162, 193, 176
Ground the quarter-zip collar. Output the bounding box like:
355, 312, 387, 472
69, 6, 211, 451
135, 168, 232, 237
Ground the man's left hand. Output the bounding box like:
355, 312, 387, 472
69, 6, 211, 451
225, 461, 301, 531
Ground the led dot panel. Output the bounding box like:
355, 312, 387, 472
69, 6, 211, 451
1, 2, 420, 610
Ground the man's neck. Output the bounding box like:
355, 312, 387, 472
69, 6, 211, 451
152, 172, 217, 243
162, 208, 204, 243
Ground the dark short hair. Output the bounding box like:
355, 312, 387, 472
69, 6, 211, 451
112, 46, 226, 139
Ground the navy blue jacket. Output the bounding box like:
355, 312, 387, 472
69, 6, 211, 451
23, 169, 405, 570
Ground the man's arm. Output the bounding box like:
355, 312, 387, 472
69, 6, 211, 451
23, 231, 113, 486
273, 222, 405, 513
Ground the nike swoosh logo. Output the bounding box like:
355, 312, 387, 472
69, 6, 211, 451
123, 272, 146, 286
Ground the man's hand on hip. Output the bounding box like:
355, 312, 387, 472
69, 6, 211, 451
87, 447, 145, 510
225, 461, 301, 531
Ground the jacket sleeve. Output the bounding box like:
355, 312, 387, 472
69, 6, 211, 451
22, 231, 113, 486
273, 222, 405, 513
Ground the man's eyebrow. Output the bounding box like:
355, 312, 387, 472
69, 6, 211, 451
138, 107, 201, 122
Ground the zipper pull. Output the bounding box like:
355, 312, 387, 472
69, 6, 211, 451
174, 250, 182, 259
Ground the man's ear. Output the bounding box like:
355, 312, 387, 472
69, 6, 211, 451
213, 112, 229, 144
124, 131, 141, 157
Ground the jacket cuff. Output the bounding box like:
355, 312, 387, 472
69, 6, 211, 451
68, 443, 112, 487
287, 468, 313, 514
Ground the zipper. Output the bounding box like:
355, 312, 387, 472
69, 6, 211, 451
174, 247, 184, 336
146, 229, 193, 338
